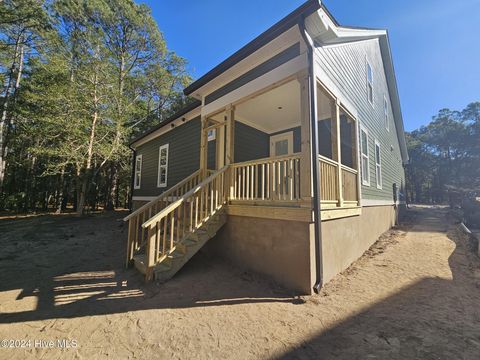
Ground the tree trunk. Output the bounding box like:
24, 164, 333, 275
77, 70, 99, 215
0, 36, 24, 192
55, 167, 66, 214
105, 163, 118, 211
77, 172, 89, 215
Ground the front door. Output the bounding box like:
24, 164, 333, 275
270, 131, 293, 157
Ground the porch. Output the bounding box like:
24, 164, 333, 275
124, 73, 362, 283
201, 75, 360, 218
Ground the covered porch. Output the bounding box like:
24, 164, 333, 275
200, 74, 360, 219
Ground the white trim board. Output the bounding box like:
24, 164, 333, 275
193, 26, 305, 98
202, 53, 308, 117
361, 199, 406, 207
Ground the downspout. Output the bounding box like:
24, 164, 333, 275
299, 15, 323, 294
128, 145, 136, 211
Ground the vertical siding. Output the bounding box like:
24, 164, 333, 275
315, 39, 405, 201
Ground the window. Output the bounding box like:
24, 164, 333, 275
360, 126, 370, 186
270, 131, 293, 157
375, 139, 382, 189
384, 96, 389, 131
367, 61, 374, 105
134, 154, 142, 189
208, 129, 216, 141
157, 144, 169, 188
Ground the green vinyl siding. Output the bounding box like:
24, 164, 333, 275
315, 39, 406, 202
234, 121, 269, 162
133, 117, 201, 197
134, 119, 272, 197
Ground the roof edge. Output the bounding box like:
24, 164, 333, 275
183, 0, 321, 96
129, 99, 201, 147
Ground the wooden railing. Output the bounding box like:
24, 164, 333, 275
341, 166, 358, 203
319, 155, 338, 204
230, 154, 301, 202
124, 170, 203, 265
141, 166, 229, 279
319, 155, 359, 207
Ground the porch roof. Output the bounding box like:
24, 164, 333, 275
183, 0, 321, 97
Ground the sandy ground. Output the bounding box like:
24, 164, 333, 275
0, 206, 479, 359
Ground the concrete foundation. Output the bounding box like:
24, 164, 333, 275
130, 200, 400, 294
205, 216, 316, 294
320, 205, 397, 283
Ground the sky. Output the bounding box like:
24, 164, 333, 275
141, 0, 480, 131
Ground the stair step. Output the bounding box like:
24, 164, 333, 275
182, 238, 199, 247
168, 249, 184, 259
132, 208, 228, 282
155, 262, 171, 273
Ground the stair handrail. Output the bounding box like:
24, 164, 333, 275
141, 165, 229, 280
142, 166, 228, 229
124, 169, 201, 221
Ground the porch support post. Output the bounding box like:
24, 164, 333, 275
199, 116, 208, 177
225, 105, 235, 200
354, 119, 362, 205
216, 122, 225, 169
331, 101, 344, 207
298, 72, 312, 203
225, 105, 234, 165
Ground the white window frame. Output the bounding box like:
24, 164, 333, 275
157, 144, 169, 188
384, 95, 389, 131
360, 125, 370, 186
270, 131, 293, 157
134, 154, 142, 189
366, 60, 374, 106
374, 139, 383, 189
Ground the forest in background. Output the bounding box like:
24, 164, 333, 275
0, 0, 192, 214
405, 102, 479, 205
0, 1, 479, 216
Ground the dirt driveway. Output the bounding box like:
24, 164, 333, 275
0, 206, 479, 359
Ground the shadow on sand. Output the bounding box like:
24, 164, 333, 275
0, 211, 301, 325
273, 207, 480, 359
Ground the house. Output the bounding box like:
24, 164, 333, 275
124, 0, 408, 295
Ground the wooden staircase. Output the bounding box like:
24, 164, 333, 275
132, 210, 226, 281
124, 167, 228, 282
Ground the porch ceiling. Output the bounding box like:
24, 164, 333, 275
235, 80, 301, 133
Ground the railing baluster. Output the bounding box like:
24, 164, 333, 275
170, 212, 175, 250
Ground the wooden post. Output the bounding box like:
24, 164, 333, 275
225, 105, 234, 165
298, 73, 312, 203
126, 218, 136, 267
225, 105, 235, 200
199, 116, 208, 177
355, 120, 362, 205
216, 122, 225, 169
145, 226, 156, 282
331, 101, 344, 207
